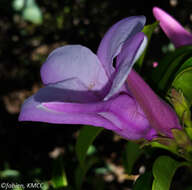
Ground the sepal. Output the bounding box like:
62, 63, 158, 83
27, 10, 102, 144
168, 88, 192, 138
145, 129, 192, 161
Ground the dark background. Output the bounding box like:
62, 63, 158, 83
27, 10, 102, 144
0, 0, 192, 189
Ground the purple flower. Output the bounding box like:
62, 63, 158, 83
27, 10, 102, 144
153, 6, 192, 48
19, 16, 181, 141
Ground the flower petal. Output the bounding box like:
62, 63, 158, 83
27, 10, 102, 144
153, 7, 192, 48
40, 45, 109, 93
97, 16, 146, 77
33, 78, 102, 103
19, 95, 118, 131
42, 94, 157, 140
18, 82, 117, 131
127, 70, 182, 137
99, 94, 157, 140
19, 81, 156, 140
104, 32, 147, 100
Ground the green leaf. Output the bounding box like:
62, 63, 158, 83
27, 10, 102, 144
75, 126, 103, 167
22, 0, 43, 24
51, 156, 68, 188
158, 53, 189, 92
175, 56, 192, 74
152, 156, 188, 190
133, 171, 153, 190
75, 157, 98, 190
150, 45, 192, 91
122, 141, 143, 174
136, 21, 159, 70
172, 59, 192, 104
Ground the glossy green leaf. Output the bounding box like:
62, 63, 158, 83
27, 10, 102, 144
75, 126, 103, 167
75, 157, 98, 190
158, 53, 189, 92
171, 56, 192, 104
152, 156, 188, 190
172, 67, 192, 104
136, 21, 159, 70
169, 57, 192, 138
122, 141, 143, 174
51, 156, 68, 188
175, 56, 192, 74
133, 171, 153, 190
150, 45, 192, 90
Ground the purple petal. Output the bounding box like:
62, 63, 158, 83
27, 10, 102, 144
104, 32, 147, 100
127, 70, 182, 137
19, 81, 116, 131
99, 94, 157, 140
19, 95, 117, 131
97, 16, 146, 77
43, 94, 157, 140
153, 7, 192, 48
19, 81, 157, 140
40, 45, 109, 93
32, 78, 102, 103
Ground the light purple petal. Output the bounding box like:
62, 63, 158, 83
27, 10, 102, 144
104, 32, 147, 100
40, 45, 109, 93
97, 16, 146, 77
127, 70, 182, 137
153, 7, 192, 48
32, 78, 102, 103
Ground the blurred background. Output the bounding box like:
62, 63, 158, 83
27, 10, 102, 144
0, 0, 192, 189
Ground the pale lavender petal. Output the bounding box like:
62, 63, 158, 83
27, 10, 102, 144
127, 70, 182, 137
33, 78, 102, 103
104, 32, 147, 100
97, 16, 146, 77
153, 7, 192, 47
40, 45, 109, 93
